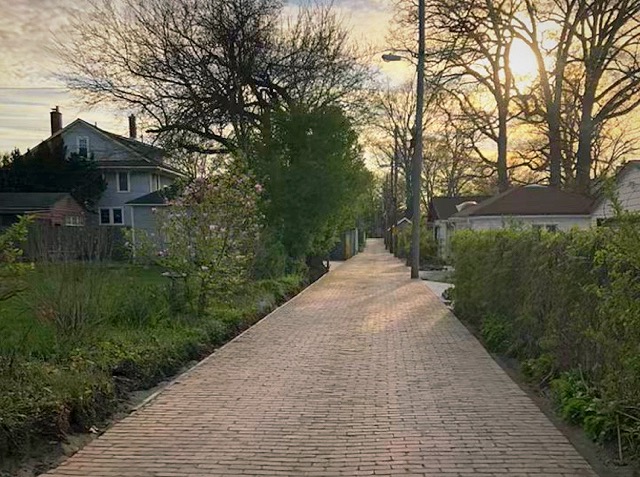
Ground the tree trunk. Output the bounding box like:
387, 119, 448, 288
497, 108, 509, 192
575, 92, 596, 193
548, 105, 563, 187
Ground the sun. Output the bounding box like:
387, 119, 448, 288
509, 39, 539, 86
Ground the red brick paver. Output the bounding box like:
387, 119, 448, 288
44, 239, 597, 477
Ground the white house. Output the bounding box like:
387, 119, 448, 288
427, 195, 489, 258
27, 107, 185, 237
449, 185, 593, 233
591, 160, 640, 223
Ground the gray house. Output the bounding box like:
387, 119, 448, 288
30, 107, 185, 237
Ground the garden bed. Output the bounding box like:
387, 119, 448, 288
0, 264, 305, 476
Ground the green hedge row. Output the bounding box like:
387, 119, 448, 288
451, 221, 640, 460
0, 275, 304, 462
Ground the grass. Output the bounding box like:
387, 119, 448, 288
0, 262, 305, 463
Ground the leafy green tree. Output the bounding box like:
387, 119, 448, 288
0, 137, 106, 211
255, 106, 372, 263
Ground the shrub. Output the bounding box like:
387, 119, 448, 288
451, 221, 640, 459
252, 229, 287, 279
0, 215, 33, 302
396, 225, 439, 267
27, 263, 109, 345
480, 314, 512, 354
158, 165, 261, 314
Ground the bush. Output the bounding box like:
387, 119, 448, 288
396, 225, 439, 267
481, 313, 512, 354
28, 263, 110, 345
252, 229, 287, 279
451, 221, 640, 459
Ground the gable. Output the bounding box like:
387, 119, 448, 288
60, 121, 134, 161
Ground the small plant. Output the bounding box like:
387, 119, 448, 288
28, 263, 108, 345
551, 372, 617, 443
0, 215, 33, 302
480, 313, 512, 354
109, 284, 168, 328
521, 353, 556, 385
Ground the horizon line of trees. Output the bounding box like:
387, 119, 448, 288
372, 0, 640, 214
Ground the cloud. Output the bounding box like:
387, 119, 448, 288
0, 87, 125, 152
0, 0, 401, 152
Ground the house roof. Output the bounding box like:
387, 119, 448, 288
428, 196, 491, 221
451, 185, 594, 218
0, 192, 71, 213
33, 118, 185, 178
126, 186, 179, 206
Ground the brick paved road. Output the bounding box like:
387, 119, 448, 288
44, 239, 597, 477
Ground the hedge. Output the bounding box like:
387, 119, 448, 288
451, 218, 640, 460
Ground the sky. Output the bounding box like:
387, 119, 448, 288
0, 0, 406, 153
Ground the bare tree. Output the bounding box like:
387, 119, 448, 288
370, 82, 418, 216
58, 0, 369, 158
422, 98, 495, 202
415, 0, 520, 191
511, 0, 640, 191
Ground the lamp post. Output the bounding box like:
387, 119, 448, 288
382, 0, 425, 279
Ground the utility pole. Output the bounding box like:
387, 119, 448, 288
410, 0, 426, 279
391, 126, 399, 255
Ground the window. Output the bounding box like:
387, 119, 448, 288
77, 136, 89, 158
112, 208, 123, 225
64, 216, 84, 227
117, 172, 130, 192
99, 208, 124, 225
150, 173, 161, 192
100, 208, 110, 225
533, 224, 558, 233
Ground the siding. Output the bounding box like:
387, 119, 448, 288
591, 164, 640, 222
62, 123, 132, 161
132, 206, 161, 236
453, 215, 591, 231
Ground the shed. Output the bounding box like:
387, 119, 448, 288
0, 192, 85, 228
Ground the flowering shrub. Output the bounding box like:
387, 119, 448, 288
157, 167, 261, 314
123, 227, 157, 265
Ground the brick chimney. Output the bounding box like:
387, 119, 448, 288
128, 114, 137, 139
50, 106, 62, 135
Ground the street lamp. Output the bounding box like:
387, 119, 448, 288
382, 0, 426, 279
